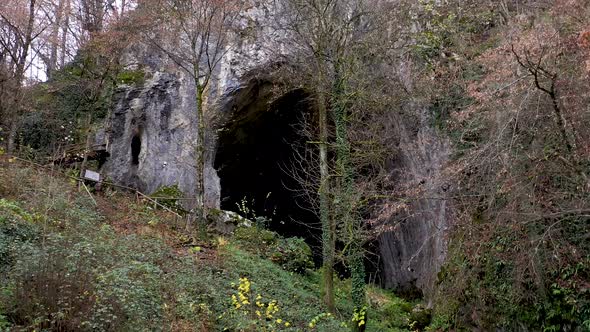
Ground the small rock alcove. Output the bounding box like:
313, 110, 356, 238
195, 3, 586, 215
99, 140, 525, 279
214, 87, 320, 249
131, 134, 141, 165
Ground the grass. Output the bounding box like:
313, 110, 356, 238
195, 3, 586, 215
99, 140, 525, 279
0, 157, 414, 331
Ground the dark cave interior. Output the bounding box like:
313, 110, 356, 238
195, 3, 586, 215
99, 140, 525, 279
214, 87, 382, 279
131, 134, 141, 165
214, 89, 321, 252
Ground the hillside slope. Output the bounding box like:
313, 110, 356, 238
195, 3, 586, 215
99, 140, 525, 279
0, 157, 416, 331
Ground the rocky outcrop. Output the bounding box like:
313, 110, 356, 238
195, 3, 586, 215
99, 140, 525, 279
99, 0, 451, 297
378, 101, 451, 298
101, 68, 222, 208
100, 0, 280, 210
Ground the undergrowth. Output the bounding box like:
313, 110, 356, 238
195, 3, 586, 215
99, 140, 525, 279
0, 159, 414, 331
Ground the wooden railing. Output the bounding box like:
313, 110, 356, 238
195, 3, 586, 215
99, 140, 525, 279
6, 155, 183, 218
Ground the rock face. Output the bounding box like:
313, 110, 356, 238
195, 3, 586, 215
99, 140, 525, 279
104, 71, 194, 195
99, 0, 451, 296
101, 0, 279, 209
102, 67, 223, 209
378, 101, 451, 298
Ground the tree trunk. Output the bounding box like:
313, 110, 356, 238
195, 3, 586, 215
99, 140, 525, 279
333, 69, 366, 331
7, 83, 24, 154
548, 82, 574, 153
195, 82, 207, 236
317, 79, 335, 313
7, 0, 37, 154
6, 117, 17, 154
60, 0, 70, 68
48, 0, 65, 79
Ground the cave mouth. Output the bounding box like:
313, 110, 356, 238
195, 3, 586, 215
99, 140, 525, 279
214, 89, 320, 253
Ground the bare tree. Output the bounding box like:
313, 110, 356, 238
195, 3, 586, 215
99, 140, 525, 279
511, 44, 575, 154
276, 0, 351, 312
0, 0, 50, 153
277, 0, 405, 324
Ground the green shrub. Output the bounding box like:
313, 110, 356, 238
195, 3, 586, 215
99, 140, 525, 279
4, 235, 100, 331
1, 212, 168, 331
216, 246, 349, 331
91, 261, 164, 331
0, 199, 39, 271
234, 226, 278, 250
17, 51, 116, 157
378, 295, 413, 329
408, 305, 432, 330
233, 227, 313, 274
412, 0, 496, 63
435, 228, 590, 331
0, 314, 9, 330
150, 184, 186, 214
271, 237, 314, 274
219, 276, 294, 331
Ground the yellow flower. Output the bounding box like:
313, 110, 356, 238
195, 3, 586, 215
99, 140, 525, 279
256, 310, 261, 317
284, 322, 291, 327
238, 277, 251, 294
276, 319, 283, 324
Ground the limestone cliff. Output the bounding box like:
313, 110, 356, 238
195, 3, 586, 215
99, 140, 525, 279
98, 0, 452, 296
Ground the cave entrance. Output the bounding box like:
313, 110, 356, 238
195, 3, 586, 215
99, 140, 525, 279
214, 88, 319, 251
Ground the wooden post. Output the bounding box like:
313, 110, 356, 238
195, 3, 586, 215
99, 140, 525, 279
79, 114, 92, 189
